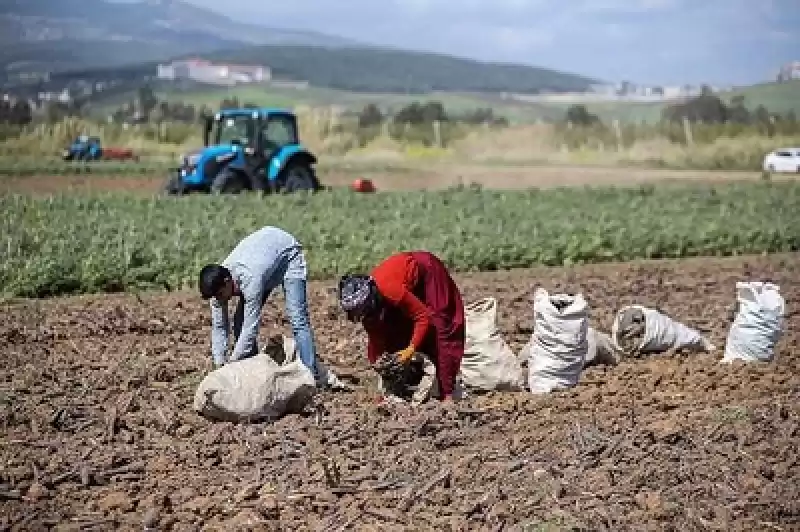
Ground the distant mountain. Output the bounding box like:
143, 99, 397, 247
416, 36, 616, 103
0, 0, 597, 94
0, 0, 357, 72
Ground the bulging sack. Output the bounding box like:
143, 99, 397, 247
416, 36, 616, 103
193, 336, 316, 422
723, 282, 785, 363
611, 305, 713, 356
526, 288, 588, 394
461, 297, 524, 391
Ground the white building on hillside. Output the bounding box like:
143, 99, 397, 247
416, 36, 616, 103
156, 58, 271, 85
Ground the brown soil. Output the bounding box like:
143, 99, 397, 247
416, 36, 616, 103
1, 254, 798, 530
0, 165, 778, 196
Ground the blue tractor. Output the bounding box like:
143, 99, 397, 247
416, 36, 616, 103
62, 135, 102, 161
164, 108, 321, 195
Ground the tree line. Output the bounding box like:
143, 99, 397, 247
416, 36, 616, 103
562, 87, 797, 127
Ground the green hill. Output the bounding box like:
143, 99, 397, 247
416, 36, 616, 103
196, 45, 597, 94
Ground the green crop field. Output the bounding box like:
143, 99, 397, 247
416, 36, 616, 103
1, 182, 798, 298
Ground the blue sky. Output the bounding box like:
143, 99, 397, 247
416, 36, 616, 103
186, 0, 799, 86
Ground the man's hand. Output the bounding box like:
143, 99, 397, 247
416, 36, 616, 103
395, 346, 415, 365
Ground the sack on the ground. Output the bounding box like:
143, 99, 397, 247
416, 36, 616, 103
264, 334, 352, 391
377, 352, 466, 405
611, 305, 713, 356
722, 282, 785, 363
584, 327, 621, 367
461, 297, 524, 391
525, 288, 589, 394
193, 339, 316, 422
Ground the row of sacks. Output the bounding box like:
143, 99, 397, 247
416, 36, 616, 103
457, 280, 785, 395
191, 280, 785, 421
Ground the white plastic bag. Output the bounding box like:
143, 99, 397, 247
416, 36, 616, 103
611, 305, 714, 356
526, 288, 588, 394
723, 282, 785, 363
583, 327, 621, 367
461, 297, 525, 391
193, 348, 316, 422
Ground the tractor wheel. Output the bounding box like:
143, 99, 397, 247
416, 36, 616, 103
164, 175, 186, 196
211, 169, 249, 195
282, 164, 316, 194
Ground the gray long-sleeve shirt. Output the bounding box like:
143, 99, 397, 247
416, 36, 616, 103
210, 226, 307, 364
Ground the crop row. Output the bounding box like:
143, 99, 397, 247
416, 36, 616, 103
1, 182, 798, 298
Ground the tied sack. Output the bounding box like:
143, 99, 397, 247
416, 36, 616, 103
723, 282, 785, 363
611, 305, 713, 356
461, 297, 524, 391
193, 335, 316, 423
526, 288, 589, 394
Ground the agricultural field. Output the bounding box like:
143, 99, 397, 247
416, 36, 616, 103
2, 181, 799, 298
86, 80, 800, 126
1, 164, 798, 529
1, 254, 798, 529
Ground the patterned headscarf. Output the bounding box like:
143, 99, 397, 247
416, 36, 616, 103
338, 274, 377, 316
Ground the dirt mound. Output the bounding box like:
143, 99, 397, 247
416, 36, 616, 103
1, 254, 798, 530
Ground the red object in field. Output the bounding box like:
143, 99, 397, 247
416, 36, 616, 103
351, 178, 376, 193
102, 147, 137, 160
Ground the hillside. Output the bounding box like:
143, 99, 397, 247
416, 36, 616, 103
196, 45, 598, 93
0, 0, 356, 73
721, 80, 800, 115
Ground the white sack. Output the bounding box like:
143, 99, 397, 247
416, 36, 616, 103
193, 347, 316, 423
723, 282, 785, 363
611, 305, 714, 356
583, 327, 621, 367
526, 288, 588, 394
461, 297, 525, 391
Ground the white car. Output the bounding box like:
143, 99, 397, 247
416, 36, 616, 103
763, 148, 800, 174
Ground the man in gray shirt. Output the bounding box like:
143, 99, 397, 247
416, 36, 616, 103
198, 226, 319, 381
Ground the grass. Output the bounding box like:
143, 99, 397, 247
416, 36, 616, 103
2, 115, 799, 173
1, 181, 798, 298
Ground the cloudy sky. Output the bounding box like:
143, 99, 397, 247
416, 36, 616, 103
186, 0, 798, 85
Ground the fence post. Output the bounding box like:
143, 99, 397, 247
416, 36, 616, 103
381, 118, 390, 139
682, 116, 693, 146
612, 119, 622, 151
433, 120, 441, 147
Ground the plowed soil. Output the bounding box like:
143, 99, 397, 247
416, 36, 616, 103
0, 165, 777, 196
1, 254, 798, 531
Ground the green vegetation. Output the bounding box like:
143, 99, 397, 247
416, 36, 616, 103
2, 182, 798, 298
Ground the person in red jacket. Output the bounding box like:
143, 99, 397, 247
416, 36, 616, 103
338, 251, 465, 401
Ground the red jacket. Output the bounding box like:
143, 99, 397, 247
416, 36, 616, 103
365, 253, 430, 363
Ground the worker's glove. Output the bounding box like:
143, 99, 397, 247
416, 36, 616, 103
395, 346, 415, 365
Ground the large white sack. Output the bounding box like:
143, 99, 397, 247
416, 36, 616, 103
461, 297, 525, 391
194, 337, 316, 422
526, 288, 589, 394
611, 305, 714, 356
583, 327, 621, 368
723, 282, 785, 363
